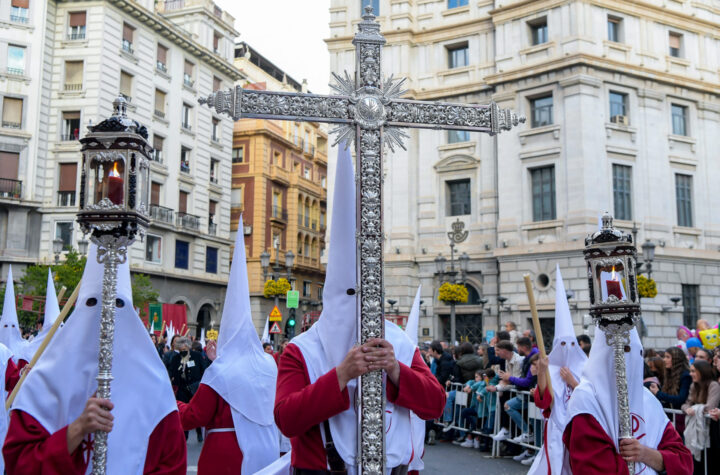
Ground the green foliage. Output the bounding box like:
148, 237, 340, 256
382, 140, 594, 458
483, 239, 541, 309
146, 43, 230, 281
132, 273, 160, 318
438, 282, 469, 304
263, 278, 292, 298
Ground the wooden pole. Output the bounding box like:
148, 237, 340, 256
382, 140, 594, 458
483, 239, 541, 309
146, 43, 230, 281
523, 274, 553, 399
6, 280, 82, 409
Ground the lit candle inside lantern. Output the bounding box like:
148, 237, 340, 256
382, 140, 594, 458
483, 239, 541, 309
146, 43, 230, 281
605, 266, 623, 299
107, 162, 123, 205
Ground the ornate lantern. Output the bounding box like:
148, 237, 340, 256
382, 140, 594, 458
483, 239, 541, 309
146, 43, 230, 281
584, 212, 640, 474
77, 95, 150, 241
75, 95, 151, 475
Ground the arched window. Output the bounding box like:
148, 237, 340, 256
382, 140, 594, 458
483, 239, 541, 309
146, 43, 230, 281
458, 283, 481, 305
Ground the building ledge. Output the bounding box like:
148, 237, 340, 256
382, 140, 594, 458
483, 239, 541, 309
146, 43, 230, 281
520, 219, 563, 231
442, 6, 470, 17
673, 226, 702, 236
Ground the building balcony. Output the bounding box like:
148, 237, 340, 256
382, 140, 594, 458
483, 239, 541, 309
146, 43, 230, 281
67, 32, 85, 40
150, 150, 163, 164
180, 162, 190, 173
271, 206, 288, 222
208, 223, 217, 235
156, 61, 167, 73
1, 121, 21, 129
60, 133, 79, 141
154, 110, 165, 118
181, 123, 192, 132
6, 67, 23, 76
64, 83, 83, 91
122, 40, 134, 55
56, 191, 76, 207
10, 14, 28, 24
209, 175, 218, 185
0, 178, 22, 199
149, 204, 174, 224
183, 75, 195, 88
270, 164, 290, 185
176, 212, 200, 230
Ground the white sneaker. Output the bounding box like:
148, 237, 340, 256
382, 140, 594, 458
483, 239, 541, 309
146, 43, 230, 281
510, 432, 533, 444
460, 438, 474, 448
473, 438, 480, 449
491, 427, 509, 441
441, 422, 454, 433
512, 449, 532, 461
521, 455, 537, 466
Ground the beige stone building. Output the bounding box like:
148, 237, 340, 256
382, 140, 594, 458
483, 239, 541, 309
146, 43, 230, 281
327, 0, 720, 348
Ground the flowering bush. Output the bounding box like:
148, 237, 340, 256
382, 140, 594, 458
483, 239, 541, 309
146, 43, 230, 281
637, 275, 658, 298
263, 278, 292, 298
438, 282, 469, 304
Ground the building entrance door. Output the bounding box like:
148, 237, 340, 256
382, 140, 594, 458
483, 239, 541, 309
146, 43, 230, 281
441, 314, 483, 343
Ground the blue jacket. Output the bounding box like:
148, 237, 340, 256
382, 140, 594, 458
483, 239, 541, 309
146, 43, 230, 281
508, 347, 539, 389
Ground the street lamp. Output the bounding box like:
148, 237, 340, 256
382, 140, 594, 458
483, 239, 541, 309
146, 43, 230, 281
77, 238, 89, 256
435, 219, 470, 344
387, 299, 397, 314
52, 238, 64, 264
640, 240, 656, 278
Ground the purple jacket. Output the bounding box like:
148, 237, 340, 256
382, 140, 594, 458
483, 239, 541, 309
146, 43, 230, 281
509, 347, 539, 389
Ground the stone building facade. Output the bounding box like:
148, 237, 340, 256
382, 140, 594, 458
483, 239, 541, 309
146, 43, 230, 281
0, 0, 243, 335
232, 42, 328, 335
327, 0, 720, 348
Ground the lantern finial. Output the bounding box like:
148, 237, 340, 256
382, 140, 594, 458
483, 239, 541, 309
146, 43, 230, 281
601, 211, 613, 230
113, 95, 128, 118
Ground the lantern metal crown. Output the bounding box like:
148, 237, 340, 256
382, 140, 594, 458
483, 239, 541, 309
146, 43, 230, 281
77, 95, 151, 242
584, 212, 640, 327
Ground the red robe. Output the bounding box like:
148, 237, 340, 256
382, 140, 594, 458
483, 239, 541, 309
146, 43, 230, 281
5, 356, 20, 393
274, 343, 445, 471
563, 413, 693, 475
177, 383, 242, 474
3, 410, 186, 475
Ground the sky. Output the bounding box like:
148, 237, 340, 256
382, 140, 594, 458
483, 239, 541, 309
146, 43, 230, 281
219, 1, 332, 94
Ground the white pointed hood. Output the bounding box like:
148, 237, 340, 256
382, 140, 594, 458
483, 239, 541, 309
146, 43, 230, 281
0, 266, 26, 361
12, 243, 177, 474
21, 270, 60, 362
567, 326, 668, 474
262, 317, 270, 344
405, 286, 422, 346
201, 217, 279, 473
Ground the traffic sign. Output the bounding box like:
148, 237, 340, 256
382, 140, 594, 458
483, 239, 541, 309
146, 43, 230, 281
287, 290, 299, 308
269, 321, 282, 334
269, 305, 282, 322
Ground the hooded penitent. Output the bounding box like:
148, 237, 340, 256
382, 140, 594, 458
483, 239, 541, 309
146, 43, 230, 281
200, 216, 279, 473
20, 270, 59, 363
0, 266, 26, 362
566, 326, 668, 475
291, 144, 416, 473
404, 286, 425, 472
0, 341, 12, 473
528, 265, 587, 475
12, 243, 177, 474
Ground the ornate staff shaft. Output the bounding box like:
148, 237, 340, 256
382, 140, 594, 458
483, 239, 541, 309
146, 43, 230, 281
91, 238, 126, 475
609, 332, 634, 474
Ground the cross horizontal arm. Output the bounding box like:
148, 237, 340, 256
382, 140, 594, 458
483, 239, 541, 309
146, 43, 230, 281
386, 99, 525, 135
199, 86, 354, 124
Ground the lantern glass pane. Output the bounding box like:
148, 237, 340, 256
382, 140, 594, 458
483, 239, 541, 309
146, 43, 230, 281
94, 159, 125, 206
596, 261, 628, 302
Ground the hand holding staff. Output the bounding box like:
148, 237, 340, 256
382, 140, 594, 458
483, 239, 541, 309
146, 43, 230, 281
6, 280, 82, 409
523, 274, 553, 402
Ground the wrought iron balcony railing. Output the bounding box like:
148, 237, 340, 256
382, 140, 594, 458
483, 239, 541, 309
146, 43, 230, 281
176, 212, 200, 230
0, 178, 22, 199
149, 204, 174, 224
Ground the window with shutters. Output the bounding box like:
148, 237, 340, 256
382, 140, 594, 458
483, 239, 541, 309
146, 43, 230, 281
119, 71, 133, 102
0, 151, 20, 181
675, 174, 693, 227
182, 103, 192, 130
681, 284, 699, 329
145, 235, 162, 263
529, 18, 548, 45
446, 179, 471, 216
56, 222, 73, 249
211, 118, 220, 142
57, 163, 77, 206
205, 247, 218, 273
150, 182, 161, 206
154, 89, 166, 118
232, 146, 244, 163
180, 146, 191, 173
612, 164, 632, 221
2, 97, 23, 129
64, 61, 83, 91
67, 11, 86, 39
530, 95, 553, 128
10, 0, 29, 24
671, 104, 688, 136
183, 60, 194, 88
669, 32, 682, 58
213, 33, 220, 54
447, 43, 468, 69
531, 166, 556, 221
61, 111, 80, 141
210, 159, 219, 184
122, 23, 134, 54
213, 76, 221, 92
7, 45, 25, 76
156, 44, 168, 72
178, 190, 189, 214
174, 240, 189, 269
231, 188, 243, 208
152, 135, 164, 163
208, 200, 217, 236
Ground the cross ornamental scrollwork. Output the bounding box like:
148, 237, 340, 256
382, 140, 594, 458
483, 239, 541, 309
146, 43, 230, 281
200, 7, 524, 474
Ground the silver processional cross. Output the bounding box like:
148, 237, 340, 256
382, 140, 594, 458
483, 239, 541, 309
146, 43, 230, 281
200, 7, 524, 474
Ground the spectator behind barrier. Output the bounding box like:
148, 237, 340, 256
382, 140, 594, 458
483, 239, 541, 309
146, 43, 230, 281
576, 334, 591, 356
650, 346, 691, 410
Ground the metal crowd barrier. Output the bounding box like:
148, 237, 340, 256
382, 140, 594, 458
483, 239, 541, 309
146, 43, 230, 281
439, 385, 714, 473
